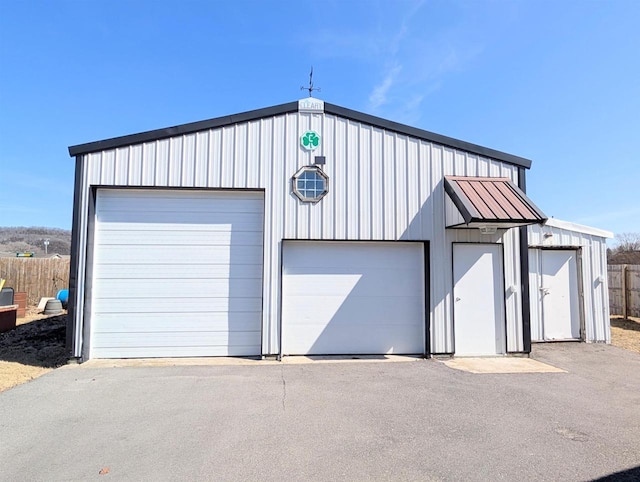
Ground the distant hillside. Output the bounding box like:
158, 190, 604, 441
0, 227, 71, 257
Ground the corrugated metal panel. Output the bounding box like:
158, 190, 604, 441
528, 222, 610, 343
73, 110, 525, 357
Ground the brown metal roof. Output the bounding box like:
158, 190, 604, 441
444, 176, 546, 227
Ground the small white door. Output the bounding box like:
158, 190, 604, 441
453, 244, 505, 356
540, 250, 581, 340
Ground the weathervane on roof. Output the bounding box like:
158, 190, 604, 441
301, 67, 321, 97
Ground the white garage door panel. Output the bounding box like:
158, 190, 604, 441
94, 263, 262, 280
93, 313, 260, 332
97, 212, 263, 226
93, 278, 263, 298
282, 242, 424, 355
92, 331, 260, 348
91, 189, 264, 358
98, 230, 263, 246
284, 295, 422, 323
91, 345, 258, 359
100, 220, 262, 231
284, 274, 420, 296
100, 196, 264, 213
95, 245, 262, 264
92, 297, 262, 314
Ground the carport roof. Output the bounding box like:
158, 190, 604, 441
68, 101, 533, 169
444, 176, 547, 227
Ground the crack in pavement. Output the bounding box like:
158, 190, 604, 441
280, 364, 286, 411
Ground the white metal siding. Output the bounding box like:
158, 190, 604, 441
528, 223, 610, 343
90, 189, 264, 358
281, 241, 425, 355
72, 110, 524, 357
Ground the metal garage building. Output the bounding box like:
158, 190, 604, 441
66, 98, 596, 361
528, 218, 612, 344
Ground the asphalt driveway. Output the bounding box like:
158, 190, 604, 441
1, 343, 639, 482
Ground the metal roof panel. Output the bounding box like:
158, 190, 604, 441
444, 176, 546, 226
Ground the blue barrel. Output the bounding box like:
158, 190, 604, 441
56, 289, 69, 308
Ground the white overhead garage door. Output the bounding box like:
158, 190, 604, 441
281, 241, 425, 355
90, 189, 264, 358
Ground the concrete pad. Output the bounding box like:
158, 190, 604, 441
81, 357, 273, 368
81, 354, 422, 368
442, 356, 566, 373
281, 354, 422, 364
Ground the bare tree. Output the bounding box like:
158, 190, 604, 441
614, 232, 640, 252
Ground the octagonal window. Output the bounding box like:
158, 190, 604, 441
292, 166, 329, 202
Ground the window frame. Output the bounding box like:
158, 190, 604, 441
291, 166, 329, 203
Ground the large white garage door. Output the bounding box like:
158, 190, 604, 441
282, 241, 425, 355
90, 189, 264, 358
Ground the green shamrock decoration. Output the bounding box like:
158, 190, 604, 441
301, 131, 321, 150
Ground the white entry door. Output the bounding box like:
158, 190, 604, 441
281, 241, 425, 355
453, 244, 506, 356
540, 250, 581, 340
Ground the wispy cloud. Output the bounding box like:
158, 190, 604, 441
369, 64, 401, 108
300, 0, 486, 124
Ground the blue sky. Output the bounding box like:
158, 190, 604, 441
1, 0, 638, 241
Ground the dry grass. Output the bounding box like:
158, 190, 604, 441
610, 316, 640, 354
0, 308, 67, 392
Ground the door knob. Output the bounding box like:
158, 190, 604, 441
455, 297, 461, 302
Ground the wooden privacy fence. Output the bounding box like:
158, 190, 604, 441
0, 258, 70, 305
608, 265, 640, 318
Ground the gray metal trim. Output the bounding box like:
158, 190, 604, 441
69, 101, 533, 169
575, 248, 586, 342
518, 167, 532, 354
81, 188, 97, 361
68, 101, 300, 156
324, 103, 532, 169
65, 155, 85, 356
424, 242, 431, 358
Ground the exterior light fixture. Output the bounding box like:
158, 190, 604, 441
479, 226, 498, 235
